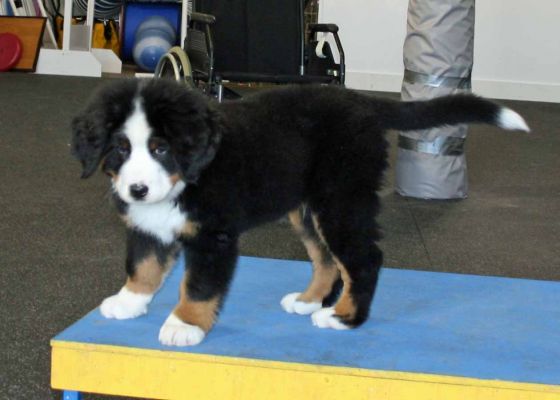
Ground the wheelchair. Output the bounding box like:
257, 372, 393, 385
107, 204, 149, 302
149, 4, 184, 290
154, 0, 345, 100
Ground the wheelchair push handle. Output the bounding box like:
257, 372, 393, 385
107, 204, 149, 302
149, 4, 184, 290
308, 23, 339, 34
191, 11, 216, 25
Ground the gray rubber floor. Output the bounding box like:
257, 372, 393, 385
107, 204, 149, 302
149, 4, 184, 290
0, 74, 558, 399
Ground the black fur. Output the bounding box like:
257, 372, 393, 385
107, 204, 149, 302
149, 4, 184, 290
72, 79, 514, 331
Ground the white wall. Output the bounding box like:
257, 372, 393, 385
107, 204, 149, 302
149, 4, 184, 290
319, 0, 560, 102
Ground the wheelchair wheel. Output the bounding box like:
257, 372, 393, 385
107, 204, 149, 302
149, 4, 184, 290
154, 46, 196, 88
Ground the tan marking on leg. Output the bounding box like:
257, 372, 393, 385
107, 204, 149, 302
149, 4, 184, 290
310, 213, 357, 320
289, 207, 340, 303
173, 274, 220, 332
298, 238, 340, 303
288, 208, 306, 236
299, 265, 340, 302
333, 268, 356, 320
125, 251, 177, 294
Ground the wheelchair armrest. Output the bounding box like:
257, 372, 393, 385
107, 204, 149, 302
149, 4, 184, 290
308, 23, 339, 34
191, 12, 216, 25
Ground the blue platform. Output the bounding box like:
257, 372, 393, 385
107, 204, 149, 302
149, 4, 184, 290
52, 255, 560, 399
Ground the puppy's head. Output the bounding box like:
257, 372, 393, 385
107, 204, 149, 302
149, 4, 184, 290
71, 79, 222, 204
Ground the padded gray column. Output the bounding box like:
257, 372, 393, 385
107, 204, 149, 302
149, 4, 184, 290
396, 0, 475, 199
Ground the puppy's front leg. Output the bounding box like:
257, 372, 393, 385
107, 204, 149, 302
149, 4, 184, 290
159, 232, 238, 346
100, 229, 179, 319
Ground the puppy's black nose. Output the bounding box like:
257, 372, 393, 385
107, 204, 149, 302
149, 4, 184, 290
129, 184, 149, 200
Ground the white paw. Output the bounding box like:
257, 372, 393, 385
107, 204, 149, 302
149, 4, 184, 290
99, 287, 153, 319
311, 307, 350, 330
159, 313, 206, 346
280, 292, 322, 315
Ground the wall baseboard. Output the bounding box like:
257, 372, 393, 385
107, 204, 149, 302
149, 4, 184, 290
346, 71, 560, 103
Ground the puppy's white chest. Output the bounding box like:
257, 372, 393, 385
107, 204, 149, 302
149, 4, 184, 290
127, 201, 186, 244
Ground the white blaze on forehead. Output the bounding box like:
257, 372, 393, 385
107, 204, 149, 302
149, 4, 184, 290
125, 99, 153, 147
115, 99, 176, 204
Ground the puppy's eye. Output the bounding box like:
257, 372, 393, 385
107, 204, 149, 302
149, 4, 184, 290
153, 145, 168, 155
117, 144, 130, 155
149, 139, 169, 156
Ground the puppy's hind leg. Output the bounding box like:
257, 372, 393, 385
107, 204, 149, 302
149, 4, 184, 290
281, 206, 341, 315
309, 202, 383, 330
100, 229, 179, 319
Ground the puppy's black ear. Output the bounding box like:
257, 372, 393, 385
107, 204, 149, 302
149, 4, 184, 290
179, 106, 223, 184
71, 111, 108, 179
71, 79, 138, 178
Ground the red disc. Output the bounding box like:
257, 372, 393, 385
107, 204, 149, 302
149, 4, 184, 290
0, 33, 23, 72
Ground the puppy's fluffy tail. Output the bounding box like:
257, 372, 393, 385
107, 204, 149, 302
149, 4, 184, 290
381, 94, 530, 132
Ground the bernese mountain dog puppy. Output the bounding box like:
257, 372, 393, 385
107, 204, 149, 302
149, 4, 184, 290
71, 79, 529, 346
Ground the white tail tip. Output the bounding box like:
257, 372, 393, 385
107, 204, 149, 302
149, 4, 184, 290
497, 108, 530, 132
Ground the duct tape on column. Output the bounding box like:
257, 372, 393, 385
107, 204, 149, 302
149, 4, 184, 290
398, 135, 465, 156
403, 69, 472, 90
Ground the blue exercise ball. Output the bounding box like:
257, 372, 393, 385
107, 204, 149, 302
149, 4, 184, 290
133, 16, 176, 72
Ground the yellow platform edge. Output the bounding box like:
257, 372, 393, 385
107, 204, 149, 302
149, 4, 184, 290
51, 340, 560, 400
